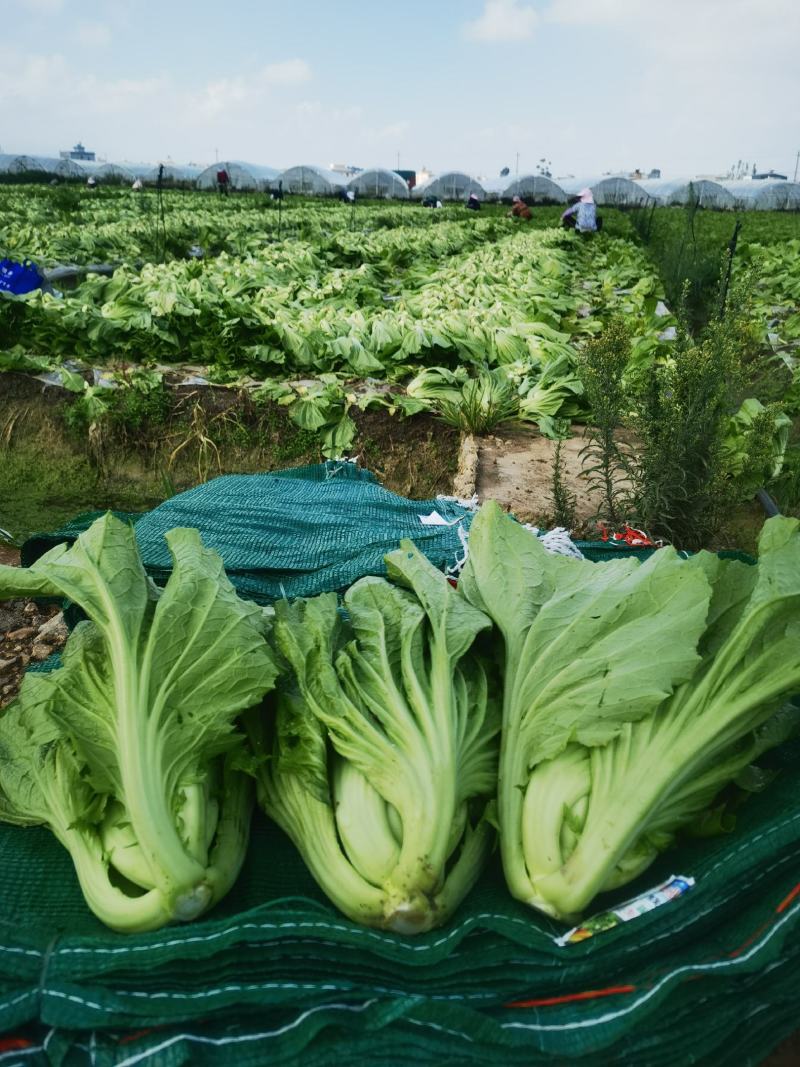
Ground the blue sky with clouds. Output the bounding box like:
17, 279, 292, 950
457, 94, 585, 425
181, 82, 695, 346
2, 0, 798, 179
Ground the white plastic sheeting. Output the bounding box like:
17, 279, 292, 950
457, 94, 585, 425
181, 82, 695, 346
0, 154, 83, 176
484, 174, 567, 203
634, 178, 735, 210
560, 176, 653, 206
413, 172, 486, 201
721, 180, 800, 211
275, 165, 348, 195
196, 160, 279, 191
347, 168, 410, 199
144, 163, 204, 182
75, 161, 137, 182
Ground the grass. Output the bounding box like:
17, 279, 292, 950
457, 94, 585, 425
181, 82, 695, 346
0, 380, 459, 543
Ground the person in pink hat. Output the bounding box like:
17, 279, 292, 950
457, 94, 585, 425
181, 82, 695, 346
561, 187, 598, 232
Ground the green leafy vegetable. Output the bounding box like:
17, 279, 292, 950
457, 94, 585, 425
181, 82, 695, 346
0, 514, 278, 932
461, 504, 800, 922
248, 541, 499, 932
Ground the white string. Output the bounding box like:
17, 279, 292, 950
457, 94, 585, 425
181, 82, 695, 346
447, 522, 584, 578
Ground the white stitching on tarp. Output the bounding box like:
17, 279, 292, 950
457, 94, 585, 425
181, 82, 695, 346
0, 946, 43, 960
0, 1046, 43, 1065
111, 998, 380, 1067
109, 982, 494, 1004
407, 1017, 476, 1043
55, 910, 543, 958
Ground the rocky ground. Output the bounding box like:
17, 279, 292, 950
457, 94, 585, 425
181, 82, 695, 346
0, 547, 68, 708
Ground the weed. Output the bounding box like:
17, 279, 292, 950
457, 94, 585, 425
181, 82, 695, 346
166, 397, 223, 483
578, 320, 632, 526
627, 282, 770, 549
549, 425, 578, 531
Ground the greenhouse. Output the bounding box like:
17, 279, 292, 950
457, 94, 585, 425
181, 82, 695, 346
145, 162, 204, 183
413, 172, 486, 201
0, 154, 74, 177
75, 161, 136, 182
196, 161, 279, 191
347, 167, 410, 199
635, 178, 736, 210
560, 176, 653, 206
275, 165, 348, 195
721, 180, 800, 211
485, 173, 567, 203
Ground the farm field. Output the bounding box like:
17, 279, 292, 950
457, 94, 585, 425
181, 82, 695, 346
1, 185, 799, 545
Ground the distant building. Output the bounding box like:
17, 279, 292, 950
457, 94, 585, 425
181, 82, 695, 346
60, 142, 95, 161
648, 168, 661, 179
753, 170, 787, 180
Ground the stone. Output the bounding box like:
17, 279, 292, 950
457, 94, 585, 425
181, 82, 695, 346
7, 626, 37, 641
37, 613, 68, 644
30, 643, 53, 662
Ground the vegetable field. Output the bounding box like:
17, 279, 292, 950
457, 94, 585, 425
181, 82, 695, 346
1, 184, 800, 1063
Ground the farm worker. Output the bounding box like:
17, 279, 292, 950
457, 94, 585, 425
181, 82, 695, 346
466, 192, 481, 210
132, 178, 143, 191
508, 195, 531, 220
561, 187, 597, 232
87, 176, 97, 190
216, 168, 230, 196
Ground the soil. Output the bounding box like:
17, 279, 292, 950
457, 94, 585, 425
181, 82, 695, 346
0, 372, 459, 544
0, 547, 68, 709
473, 424, 767, 554
476, 425, 599, 527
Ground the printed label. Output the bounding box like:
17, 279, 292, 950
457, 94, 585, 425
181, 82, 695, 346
555, 875, 695, 946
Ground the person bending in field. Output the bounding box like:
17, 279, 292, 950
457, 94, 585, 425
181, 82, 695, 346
508, 195, 531, 220
561, 187, 597, 232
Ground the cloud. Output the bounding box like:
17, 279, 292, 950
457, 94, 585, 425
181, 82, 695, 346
260, 59, 312, 86
192, 77, 249, 120
464, 0, 539, 42
74, 23, 112, 47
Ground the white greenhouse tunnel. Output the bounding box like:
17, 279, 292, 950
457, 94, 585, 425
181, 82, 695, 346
634, 178, 736, 210
1, 151, 799, 209
413, 172, 486, 201
560, 176, 653, 207
274, 165, 348, 196
196, 161, 279, 191
347, 168, 410, 199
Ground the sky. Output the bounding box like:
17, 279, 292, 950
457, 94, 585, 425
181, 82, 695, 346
1, 0, 798, 180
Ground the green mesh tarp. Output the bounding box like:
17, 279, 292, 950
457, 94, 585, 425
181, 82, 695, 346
20, 463, 475, 604
4, 464, 799, 1064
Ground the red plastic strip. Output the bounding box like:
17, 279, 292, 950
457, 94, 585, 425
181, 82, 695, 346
0, 1038, 34, 1052
505, 983, 636, 1009
776, 881, 800, 914
118, 1028, 157, 1046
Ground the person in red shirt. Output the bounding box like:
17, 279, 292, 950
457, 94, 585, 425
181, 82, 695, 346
216, 168, 230, 196
508, 195, 531, 220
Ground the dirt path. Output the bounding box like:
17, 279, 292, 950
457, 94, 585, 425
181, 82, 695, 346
475, 425, 602, 528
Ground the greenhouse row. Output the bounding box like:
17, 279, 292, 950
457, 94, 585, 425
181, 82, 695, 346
1, 153, 798, 209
